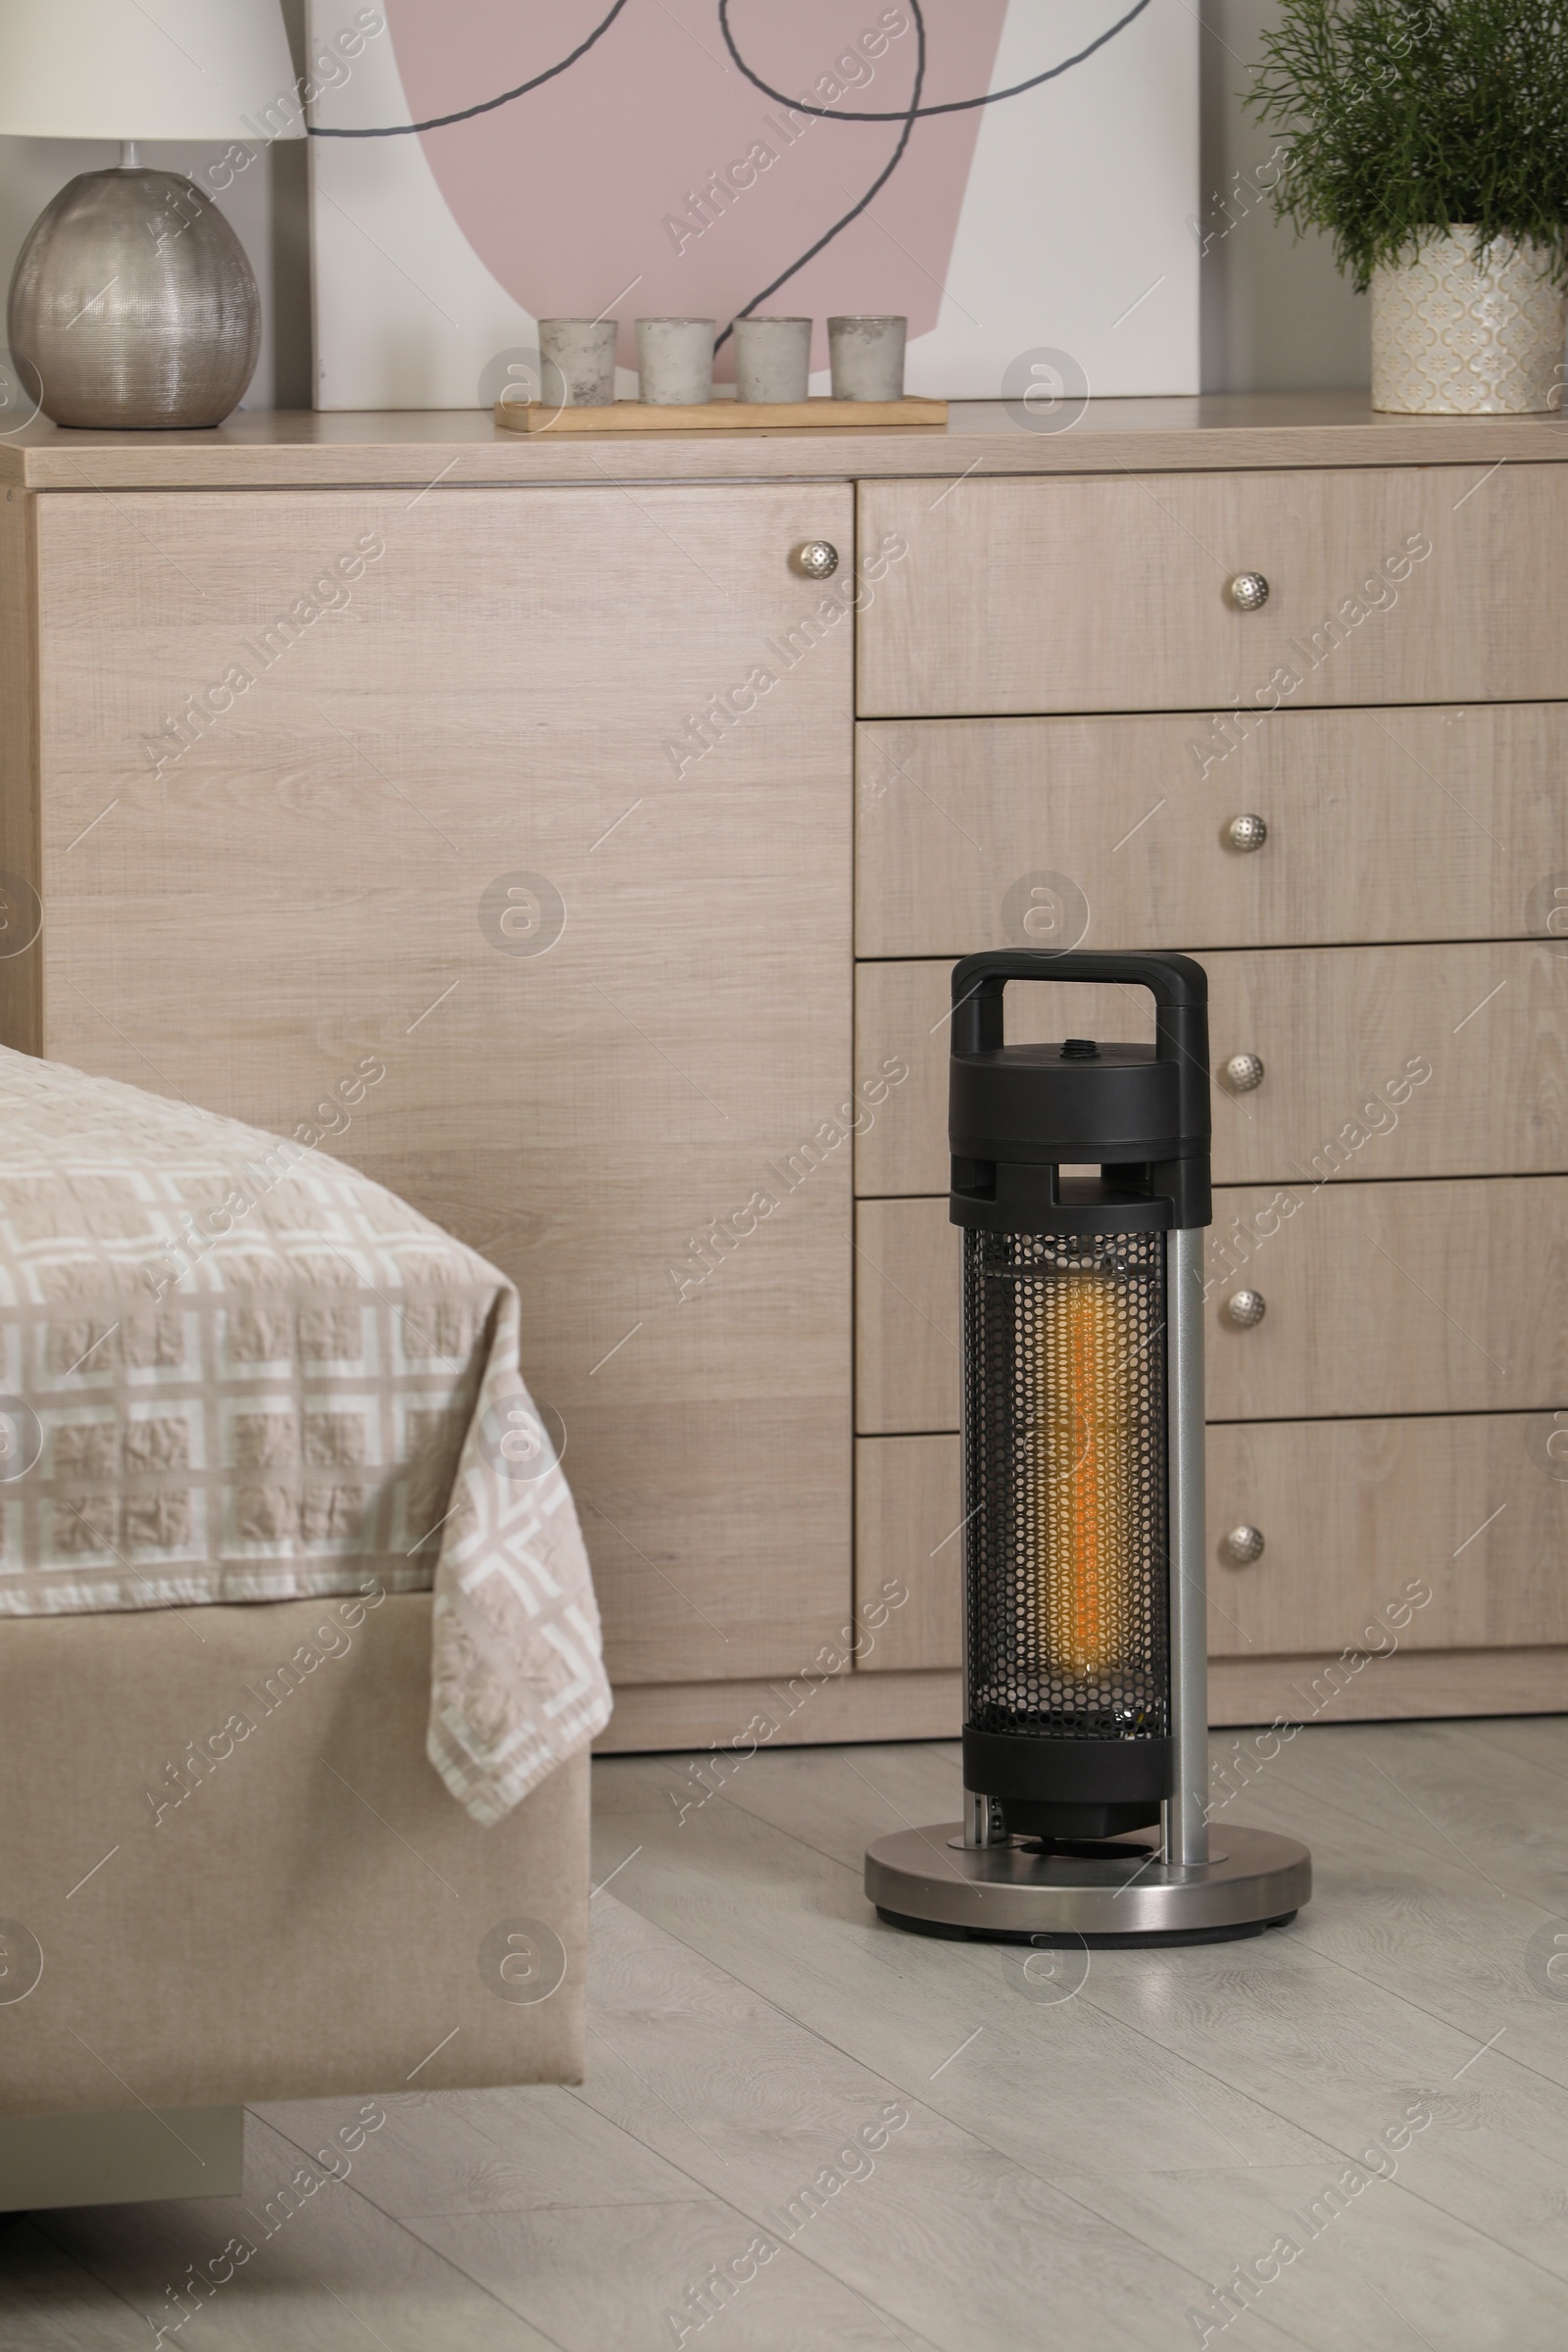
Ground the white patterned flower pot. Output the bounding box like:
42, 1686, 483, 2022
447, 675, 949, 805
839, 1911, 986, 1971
1372, 230, 1567, 414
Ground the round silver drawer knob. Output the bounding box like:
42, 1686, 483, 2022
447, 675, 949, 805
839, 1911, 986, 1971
1223, 1525, 1266, 1566
1222, 1289, 1267, 1329
792, 540, 839, 579
1228, 571, 1270, 612
1223, 812, 1269, 853
1222, 1052, 1266, 1093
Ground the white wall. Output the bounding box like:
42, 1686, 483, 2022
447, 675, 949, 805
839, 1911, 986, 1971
1197, 0, 1369, 391
0, 1, 1369, 411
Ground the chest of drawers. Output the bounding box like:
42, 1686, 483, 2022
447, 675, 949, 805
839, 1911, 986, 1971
2, 397, 1565, 1745
850, 443, 1568, 1732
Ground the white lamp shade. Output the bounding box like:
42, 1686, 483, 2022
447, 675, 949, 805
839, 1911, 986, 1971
0, 0, 302, 141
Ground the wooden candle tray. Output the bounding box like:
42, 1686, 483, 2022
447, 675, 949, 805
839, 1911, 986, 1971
493, 395, 947, 434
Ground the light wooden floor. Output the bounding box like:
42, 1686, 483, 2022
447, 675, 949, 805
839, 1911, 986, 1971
5, 1718, 1568, 2351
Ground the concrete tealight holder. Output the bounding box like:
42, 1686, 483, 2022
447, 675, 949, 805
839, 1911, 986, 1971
734, 316, 811, 404
828, 315, 906, 402
538, 318, 616, 407
636, 318, 714, 406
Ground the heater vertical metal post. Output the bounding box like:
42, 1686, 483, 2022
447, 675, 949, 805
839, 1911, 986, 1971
1164, 1225, 1209, 1869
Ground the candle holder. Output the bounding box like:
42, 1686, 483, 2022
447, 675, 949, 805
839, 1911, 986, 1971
734, 316, 811, 404
539, 318, 616, 407
828, 315, 906, 402
635, 318, 714, 406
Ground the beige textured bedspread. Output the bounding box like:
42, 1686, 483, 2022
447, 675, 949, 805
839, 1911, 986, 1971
0, 1046, 611, 1822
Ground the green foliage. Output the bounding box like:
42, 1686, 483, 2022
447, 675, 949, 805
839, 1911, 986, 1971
1244, 0, 1568, 289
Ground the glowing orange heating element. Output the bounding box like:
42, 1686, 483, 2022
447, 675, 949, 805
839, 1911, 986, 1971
1033, 1268, 1135, 1681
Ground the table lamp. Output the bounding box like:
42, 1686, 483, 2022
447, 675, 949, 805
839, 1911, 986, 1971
0, 0, 301, 429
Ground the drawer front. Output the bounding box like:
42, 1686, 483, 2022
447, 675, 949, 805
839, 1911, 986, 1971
857, 1197, 959, 1435
856, 1415, 1568, 1673
1208, 1413, 1568, 1655
858, 1180, 1568, 1430
855, 945, 1568, 1197
858, 466, 1568, 716
855, 1435, 964, 1673
858, 705, 1568, 957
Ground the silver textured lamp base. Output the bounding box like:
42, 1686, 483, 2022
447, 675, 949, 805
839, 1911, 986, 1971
865, 1823, 1310, 1945
8, 168, 260, 430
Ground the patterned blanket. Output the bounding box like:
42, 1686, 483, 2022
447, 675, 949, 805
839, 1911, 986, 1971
0, 1047, 611, 1823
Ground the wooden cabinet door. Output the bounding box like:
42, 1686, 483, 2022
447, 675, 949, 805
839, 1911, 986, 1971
858, 464, 1568, 716
31, 483, 855, 1688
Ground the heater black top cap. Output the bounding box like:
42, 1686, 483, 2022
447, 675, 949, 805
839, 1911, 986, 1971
949, 950, 1212, 1236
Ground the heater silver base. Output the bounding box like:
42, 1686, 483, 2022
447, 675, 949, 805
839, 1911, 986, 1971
865, 1823, 1310, 1945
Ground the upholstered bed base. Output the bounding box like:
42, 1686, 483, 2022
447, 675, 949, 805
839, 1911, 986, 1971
0, 1592, 588, 2138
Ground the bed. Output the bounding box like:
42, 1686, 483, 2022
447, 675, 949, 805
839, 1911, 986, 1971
0, 1046, 612, 2203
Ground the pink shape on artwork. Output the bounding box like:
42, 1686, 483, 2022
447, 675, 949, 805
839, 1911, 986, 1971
384, 0, 1008, 377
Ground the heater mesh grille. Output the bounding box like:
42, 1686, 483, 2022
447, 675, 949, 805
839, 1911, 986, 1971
963, 1228, 1170, 1740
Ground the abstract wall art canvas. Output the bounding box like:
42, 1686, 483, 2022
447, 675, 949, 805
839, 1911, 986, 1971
306, 1, 1198, 408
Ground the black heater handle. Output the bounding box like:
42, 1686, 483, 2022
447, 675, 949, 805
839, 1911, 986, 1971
951, 950, 1210, 1145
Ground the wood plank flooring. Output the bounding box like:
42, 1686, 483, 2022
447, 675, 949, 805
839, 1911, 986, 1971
4, 1718, 1568, 2350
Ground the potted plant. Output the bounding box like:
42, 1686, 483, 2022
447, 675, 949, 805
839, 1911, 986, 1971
1246, 0, 1568, 414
